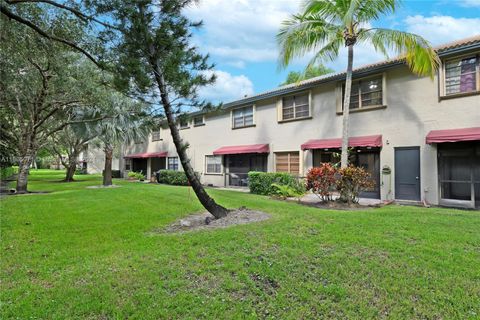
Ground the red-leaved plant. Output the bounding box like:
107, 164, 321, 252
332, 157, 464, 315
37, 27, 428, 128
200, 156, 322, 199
336, 165, 375, 203
305, 163, 336, 202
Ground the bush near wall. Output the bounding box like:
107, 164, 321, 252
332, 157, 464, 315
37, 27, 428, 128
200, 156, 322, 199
0, 166, 17, 180
248, 171, 300, 196
103, 170, 122, 178
156, 170, 199, 186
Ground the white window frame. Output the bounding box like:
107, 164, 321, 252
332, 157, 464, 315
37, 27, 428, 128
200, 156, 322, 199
336, 73, 387, 114
151, 130, 161, 142
125, 158, 132, 171
231, 105, 255, 129
178, 118, 190, 130
193, 115, 205, 127
167, 157, 179, 171
205, 155, 223, 174
280, 92, 311, 121
441, 53, 480, 98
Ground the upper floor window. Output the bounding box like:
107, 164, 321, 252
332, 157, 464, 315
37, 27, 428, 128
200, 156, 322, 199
342, 76, 383, 110
444, 55, 479, 96
282, 93, 309, 121
151, 130, 161, 141
205, 155, 222, 174
179, 118, 189, 129
232, 106, 254, 129
193, 116, 205, 126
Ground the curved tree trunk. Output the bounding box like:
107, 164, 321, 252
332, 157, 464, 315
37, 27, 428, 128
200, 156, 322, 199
150, 63, 228, 219
340, 44, 354, 168
64, 162, 77, 182
103, 144, 113, 186
64, 149, 80, 182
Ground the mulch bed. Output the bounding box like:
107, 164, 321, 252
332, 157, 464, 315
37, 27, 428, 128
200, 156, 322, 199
283, 197, 385, 211
161, 207, 271, 233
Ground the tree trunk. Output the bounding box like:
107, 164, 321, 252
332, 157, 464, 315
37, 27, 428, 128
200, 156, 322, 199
103, 145, 113, 186
64, 150, 80, 182
150, 63, 228, 219
340, 44, 354, 168
16, 153, 33, 194
65, 162, 77, 182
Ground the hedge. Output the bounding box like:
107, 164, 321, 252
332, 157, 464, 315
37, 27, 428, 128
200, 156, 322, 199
102, 170, 122, 178
156, 170, 199, 186
0, 166, 17, 180
248, 171, 299, 195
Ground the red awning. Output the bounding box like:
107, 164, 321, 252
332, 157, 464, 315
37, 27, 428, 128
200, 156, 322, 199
301, 135, 383, 150
124, 151, 168, 159
213, 144, 269, 155
426, 127, 480, 144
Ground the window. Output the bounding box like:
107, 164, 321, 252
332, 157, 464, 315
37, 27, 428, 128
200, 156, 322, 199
275, 152, 300, 175
342, 76, 383, 110
167, 157, 179, 171
179, 118, 189, 129
444, 55, 479, 96
125, 159, 131, 171
232, 106, 254, 128
193, 116, 204, 126
151, 130, 161, 141
206, 155, 222, 174
282, 93, 309, 120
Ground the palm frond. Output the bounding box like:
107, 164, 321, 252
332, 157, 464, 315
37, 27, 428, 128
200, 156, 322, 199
305, 38, 342, 69
366, 28, 440, 77
301, 0, 345, 25
355, 0, 397, 23
277, 12, 342, 68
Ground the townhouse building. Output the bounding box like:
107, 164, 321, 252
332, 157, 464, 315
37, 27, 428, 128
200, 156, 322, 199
121, 36, 480, 209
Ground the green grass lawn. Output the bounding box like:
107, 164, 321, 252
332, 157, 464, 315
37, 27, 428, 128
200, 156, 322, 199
1, 170, 479, 319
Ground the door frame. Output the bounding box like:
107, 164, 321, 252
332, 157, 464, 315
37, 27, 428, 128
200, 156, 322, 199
437, 142, 476, 209
394, 146, 421, 201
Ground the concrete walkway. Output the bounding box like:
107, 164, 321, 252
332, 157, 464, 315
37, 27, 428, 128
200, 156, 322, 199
212, 186, 383, 206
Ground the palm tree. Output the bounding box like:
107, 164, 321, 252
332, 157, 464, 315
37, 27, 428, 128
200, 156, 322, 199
80, 95, 152, 186
278, 0, 440, 168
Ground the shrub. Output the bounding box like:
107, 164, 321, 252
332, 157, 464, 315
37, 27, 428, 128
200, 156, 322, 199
156, 170, 199, 186
111, 170, 121, 178
305, 163, 336, 202
271, 183, 305, 200
248, 171, 300, 196
0, 166, 17, 180
336, 165, 375, 203
127, 171, 144, 180
75, 168, 88, 175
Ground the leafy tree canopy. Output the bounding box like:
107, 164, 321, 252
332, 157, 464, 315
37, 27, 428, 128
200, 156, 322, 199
281, 64, 334, 86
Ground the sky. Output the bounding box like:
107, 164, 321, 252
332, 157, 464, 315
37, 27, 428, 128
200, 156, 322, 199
183, 0, 480, 104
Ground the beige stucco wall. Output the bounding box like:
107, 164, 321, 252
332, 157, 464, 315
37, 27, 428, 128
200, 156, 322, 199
124, 62, 480, 205
81, 146, 120, 174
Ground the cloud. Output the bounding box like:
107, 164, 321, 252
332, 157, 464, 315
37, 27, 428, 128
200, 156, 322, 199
198, 70, 254, 103
185, 0, 301, 64
459, 0, 480, 7
404, 15, 480, 45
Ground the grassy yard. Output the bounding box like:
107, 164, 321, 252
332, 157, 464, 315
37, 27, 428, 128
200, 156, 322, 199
1, 170, 479, 319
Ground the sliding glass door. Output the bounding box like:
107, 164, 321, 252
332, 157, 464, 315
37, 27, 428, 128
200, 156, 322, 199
438, 141, 479, 208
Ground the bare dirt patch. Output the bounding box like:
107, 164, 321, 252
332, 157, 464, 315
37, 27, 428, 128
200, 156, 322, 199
86, 185, 121, 189
162, 207, 270, 233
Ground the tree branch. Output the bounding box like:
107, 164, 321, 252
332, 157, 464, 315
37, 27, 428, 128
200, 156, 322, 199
0, 3, 103, 68
6, 0, 119, 30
